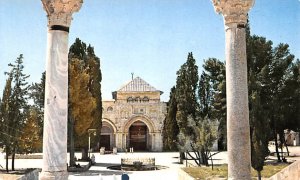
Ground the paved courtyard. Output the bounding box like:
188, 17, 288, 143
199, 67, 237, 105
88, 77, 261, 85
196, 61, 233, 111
0, 146, 299, 180
69, 152, 185, 180
0, 151, 228, 180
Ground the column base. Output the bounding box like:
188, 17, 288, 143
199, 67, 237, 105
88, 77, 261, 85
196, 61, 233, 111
39, 170, 68, 180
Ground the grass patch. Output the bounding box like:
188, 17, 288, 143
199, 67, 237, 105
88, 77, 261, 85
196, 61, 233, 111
183, 163, 289, 179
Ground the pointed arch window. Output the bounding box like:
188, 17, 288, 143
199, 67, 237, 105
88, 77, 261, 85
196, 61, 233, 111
142, 96, 149, 102
127, 97, 134, 103
107, 106, 113, 112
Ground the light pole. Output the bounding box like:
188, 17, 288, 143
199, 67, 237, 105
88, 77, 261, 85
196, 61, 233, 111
88, 129, 97, 158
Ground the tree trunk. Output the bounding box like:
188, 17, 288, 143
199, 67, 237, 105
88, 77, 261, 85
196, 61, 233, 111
278, 131, 286, 160
5, 148, 9, 172
257, 170, 262, 180
69, 118, 75, 167
210, 152, 214, 170
81, 148, 88, 160
280, 131, 290, 157
284, 140, 290, 157
201, 150, 208, 166
274, 129, 281, 162
11, 146, 15, 171
179, 152, 185, 164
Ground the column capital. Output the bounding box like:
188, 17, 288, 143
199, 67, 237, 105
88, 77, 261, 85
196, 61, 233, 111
212, 0, 255, 26
42, 0, 83, 27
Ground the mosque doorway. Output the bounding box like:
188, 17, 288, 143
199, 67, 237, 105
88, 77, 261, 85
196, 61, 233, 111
129, 121, 148, 151
100, 122, 115, 150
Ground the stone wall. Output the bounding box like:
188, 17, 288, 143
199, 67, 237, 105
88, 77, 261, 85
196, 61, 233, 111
0, 169, 39, 180
268, 160, 300, 180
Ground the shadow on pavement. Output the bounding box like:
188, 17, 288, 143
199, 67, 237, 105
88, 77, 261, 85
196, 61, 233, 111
93, 162, 120, 167
69, 170, 131, 176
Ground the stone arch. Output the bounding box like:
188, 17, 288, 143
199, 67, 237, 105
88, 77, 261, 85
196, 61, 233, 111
102, 118, 117, 133
123, 115, 155, 133
100, 118, 117, 150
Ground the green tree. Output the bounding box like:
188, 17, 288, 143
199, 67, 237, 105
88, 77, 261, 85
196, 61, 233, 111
175, 52, 198, 163
200, 58, 226, 150
177, 116, 217, 166
69, 58, 97, 162
29, 72, 45, 138
85, 45, 102, 146
198, 72, 211, 118
68, 38, 102, 164
265, 43, 295, 162
282, 60, 300, 131
246, 25, 273, 173
5, 54, 30, 170
250, 90, 270, 180
175, 52, 199, 135
0, 74, 13, 172
246, 21, 297, 167
175, 53, 219, 166
18, 107, 42, 154
162, 86, 179, 151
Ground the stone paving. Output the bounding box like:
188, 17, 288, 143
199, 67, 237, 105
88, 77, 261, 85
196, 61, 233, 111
69, 152, 185, 180
0, 146, 299, 180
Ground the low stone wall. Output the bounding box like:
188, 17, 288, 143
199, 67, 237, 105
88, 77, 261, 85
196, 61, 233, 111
178, 168, 195, 180
268, 160, 300, 180
121, 158, 155, 166
19, 169, 39, 180
0, 169, 39, 180
5, 154, 42, 159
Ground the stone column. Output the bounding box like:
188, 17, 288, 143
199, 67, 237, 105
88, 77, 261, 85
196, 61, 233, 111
212, 1, 254, 179
40, 1, 82, 179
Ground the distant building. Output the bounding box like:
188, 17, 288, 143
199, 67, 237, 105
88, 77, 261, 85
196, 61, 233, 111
285, 129, 300, 146
101, 77, 166, 151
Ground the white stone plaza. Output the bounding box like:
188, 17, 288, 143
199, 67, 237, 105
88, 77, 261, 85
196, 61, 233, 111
1, 146, 300, 179
0, 151, 226, 180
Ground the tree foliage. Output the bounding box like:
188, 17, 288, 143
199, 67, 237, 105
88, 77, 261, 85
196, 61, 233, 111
1, 54, 30, 171
162, 86, 179, 151
176, 52, 199, 136
166, 52, 218, 166
246, 24, 273, 175
0, 74, 13, 172
246, 22, 299, 176
28, 72, 45, 137
18, 107, 42, 154
68, 38, 102, 162
69, 58, 97, 135
199, 58, 226, 150
177, 116, 217, 166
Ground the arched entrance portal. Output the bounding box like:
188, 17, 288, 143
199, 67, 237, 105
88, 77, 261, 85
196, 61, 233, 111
129, 121, 148, 151
100, 120, 116, 150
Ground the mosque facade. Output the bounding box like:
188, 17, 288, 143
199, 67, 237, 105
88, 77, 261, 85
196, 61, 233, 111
100, 77, 166, 152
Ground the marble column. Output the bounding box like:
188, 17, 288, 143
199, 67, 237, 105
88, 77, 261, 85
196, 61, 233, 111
212, 1, 254, 179
40, 0, 82, 179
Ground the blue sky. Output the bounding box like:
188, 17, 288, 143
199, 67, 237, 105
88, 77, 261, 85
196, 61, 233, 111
0, 0, 299, 101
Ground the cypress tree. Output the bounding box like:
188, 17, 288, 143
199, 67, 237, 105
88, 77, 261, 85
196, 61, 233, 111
200, 58, 226, 150
68, 38, 102, 163
4, 54, 30, 170
0, 74, 13, 172
162, 86, 179, 151
175, 52, 198, 136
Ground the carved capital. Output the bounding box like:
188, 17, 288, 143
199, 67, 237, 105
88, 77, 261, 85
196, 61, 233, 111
212, 0, 254, 26
42, 0, 83, 27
